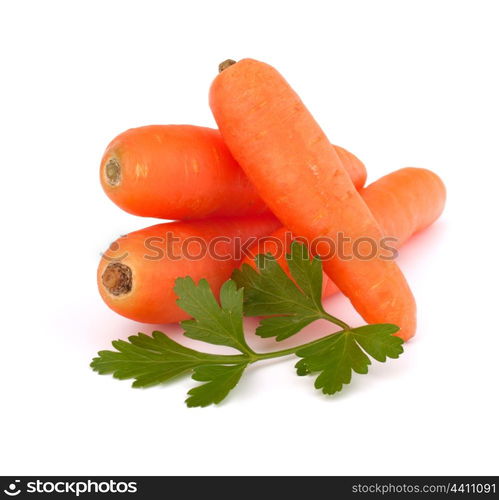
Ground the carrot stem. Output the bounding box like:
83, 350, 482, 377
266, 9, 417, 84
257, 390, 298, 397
105, 158, 121, 186
218, 59, 236, 73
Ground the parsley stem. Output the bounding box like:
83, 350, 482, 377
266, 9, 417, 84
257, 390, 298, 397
321, 312, 351, 331
199, 328, 349, 364
253, 346, 301, 361
252, 328, 347, 362
204, 354, 251, 364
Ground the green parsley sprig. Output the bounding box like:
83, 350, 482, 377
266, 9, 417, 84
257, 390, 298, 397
91, 243, 404, 407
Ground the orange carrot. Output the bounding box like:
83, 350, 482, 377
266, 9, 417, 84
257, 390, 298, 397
241, 168, 446, 298
98, 214, 280, 323
100, 125, 366, 219
210, 59, 418, 340
98, 168, 445, 326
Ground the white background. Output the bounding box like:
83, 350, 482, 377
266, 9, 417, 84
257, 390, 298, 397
1, 0, 498, 476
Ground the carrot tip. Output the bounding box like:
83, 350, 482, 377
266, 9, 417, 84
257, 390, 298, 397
105, 158, 121, 186
218, 59, 237, 73
102, 262, 132, 296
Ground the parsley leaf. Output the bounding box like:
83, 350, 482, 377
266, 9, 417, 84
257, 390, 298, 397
174, 277, 253, 355
295, 324, 404, 395
90, 331, 247, 389
186, 364, 248, 408
232, 242, 332, 341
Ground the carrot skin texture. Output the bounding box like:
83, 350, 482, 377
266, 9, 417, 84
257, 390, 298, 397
241, 167, 446, 298
100, 125, 366, 220
98, 168, 445, 326
100, 125, 266, 220
210, 59, 417, 339
359, 167, 446, 245
97, 214, 280, 324
334, 145, 367, 191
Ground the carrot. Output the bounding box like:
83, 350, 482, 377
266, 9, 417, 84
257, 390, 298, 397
241, 167, 446, 298
210, 59, 418, 340
98, 168, 445, 326
100, 125, 367, 220
97, 214, 280, 324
